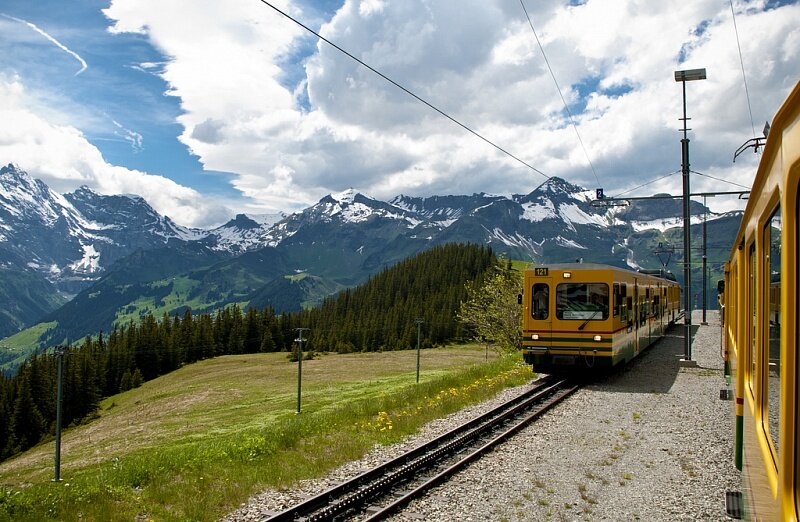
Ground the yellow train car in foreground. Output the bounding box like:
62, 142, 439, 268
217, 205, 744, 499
520, 263, 680, 373
721, 80, 800, 520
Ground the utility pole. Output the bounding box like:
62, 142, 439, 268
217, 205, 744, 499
675, 67, 706, 363
702, 194, 709, 325
295, 328, 309, 414
54, 344, 66, 482
415, 318, 424, 384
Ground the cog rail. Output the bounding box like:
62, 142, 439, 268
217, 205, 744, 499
267, 376, 579, 522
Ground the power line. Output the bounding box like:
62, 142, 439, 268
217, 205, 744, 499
611, 170, 679, 198
257, 0, 550, 180
690, 170, 751, 190
519, 0, 600, 188
729, 0, 757, 139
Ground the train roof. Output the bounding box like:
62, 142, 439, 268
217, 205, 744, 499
526, 263, 678, 282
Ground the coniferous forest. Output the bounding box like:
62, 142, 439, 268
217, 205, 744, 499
0, 243, 497, 462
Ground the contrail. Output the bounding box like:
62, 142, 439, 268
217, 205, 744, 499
2, 13, 88, 75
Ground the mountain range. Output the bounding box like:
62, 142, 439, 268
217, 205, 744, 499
0, 163, 741, 364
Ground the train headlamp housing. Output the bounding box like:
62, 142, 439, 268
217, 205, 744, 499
531, 334, 540, 340
593, 335, 602, 342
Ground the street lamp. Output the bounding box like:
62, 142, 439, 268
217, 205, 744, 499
675, 67, 706, 363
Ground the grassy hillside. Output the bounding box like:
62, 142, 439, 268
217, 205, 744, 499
0, 321, 57, 373
0, 346, 532, 521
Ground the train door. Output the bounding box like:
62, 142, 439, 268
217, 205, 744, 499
646, 286, 652, 348
530, 277, 552, 350
633, 280, 640, 356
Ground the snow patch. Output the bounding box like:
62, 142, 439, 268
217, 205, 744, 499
490, 228, 542, 256
70, 243, 101, 273
520, 200, 556, 222
331, 188, 358, 204
553, 236, 587, 250
630, 214, 707, 232
559, 203, 606, 227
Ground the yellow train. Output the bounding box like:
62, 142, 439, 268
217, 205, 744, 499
721, 80, 800, 520
520, 263, 680, 373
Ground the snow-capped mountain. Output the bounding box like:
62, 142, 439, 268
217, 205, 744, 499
0, 164, 207, 293
0, 165, 288, 291
203, 213, 278, 255
1, 162, 736, 344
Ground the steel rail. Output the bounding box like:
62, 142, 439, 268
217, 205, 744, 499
363, 380, 580, 521
267, 376, 575, 522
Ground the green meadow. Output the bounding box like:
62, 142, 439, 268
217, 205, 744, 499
0, 345, 533, 521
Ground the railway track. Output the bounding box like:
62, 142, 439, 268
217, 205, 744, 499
267, 376, 580, 522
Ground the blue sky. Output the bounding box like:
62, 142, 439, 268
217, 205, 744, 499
1, 0, 236, 196
0, 0, 798, 227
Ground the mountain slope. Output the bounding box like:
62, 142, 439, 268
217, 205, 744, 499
1, 166, 736, 364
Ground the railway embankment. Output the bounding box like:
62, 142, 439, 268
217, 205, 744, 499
226, 311, 738, 521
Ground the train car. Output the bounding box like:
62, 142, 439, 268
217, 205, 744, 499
721, 80, 800, 520
520, 263, 680, 373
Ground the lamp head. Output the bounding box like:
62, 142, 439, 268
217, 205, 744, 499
674, 68, 707, 82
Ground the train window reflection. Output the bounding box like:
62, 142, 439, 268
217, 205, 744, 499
532, 283, 549, 320
764, 206, 781, 456
556, 283, 609, 320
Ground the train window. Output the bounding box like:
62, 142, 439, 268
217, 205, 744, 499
748, 242, 756, 395
556, 283, 609, 320
613, 283, 620, 317
764, 206, 781, 456
620, 284, 628, 319
532, 283, 549, 320
627, 296, 633, 323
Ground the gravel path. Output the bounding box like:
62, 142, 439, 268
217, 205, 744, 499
224, 311, 739, 521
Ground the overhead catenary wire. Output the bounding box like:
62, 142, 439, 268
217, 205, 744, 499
519, 0, 601, 189
611, 170, 680, 198
257, 0, 550, 180
691, 170, 751, 190
729, 0, 757, 139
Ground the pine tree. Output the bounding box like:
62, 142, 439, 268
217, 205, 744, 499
131, 368, 143, 388
8, 371, 45, 452
119, 369, 133, 392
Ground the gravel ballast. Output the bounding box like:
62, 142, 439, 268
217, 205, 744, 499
225, 311, 739, 521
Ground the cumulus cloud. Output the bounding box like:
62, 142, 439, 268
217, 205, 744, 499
0, 0, 790, 226
97, 0, 799, 216
0, 76, 228, 227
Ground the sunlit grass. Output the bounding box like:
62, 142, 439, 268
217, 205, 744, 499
0, 345, 533, 522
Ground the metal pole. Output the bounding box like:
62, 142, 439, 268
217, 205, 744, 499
415, 318, 423, 384
702, 195, 708, 325
54, 345, 65, 482
680, 79, 693, 361
295, 328, 308, 414
674, 68, 705, 362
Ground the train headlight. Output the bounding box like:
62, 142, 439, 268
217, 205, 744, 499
593, 335, 602, 342
531, 334, 539, 340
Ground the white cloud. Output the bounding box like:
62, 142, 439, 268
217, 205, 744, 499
0, 76, 228, 227
5, 0, 798, 222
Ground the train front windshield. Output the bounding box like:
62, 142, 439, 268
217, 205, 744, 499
556, 283, 609, 321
